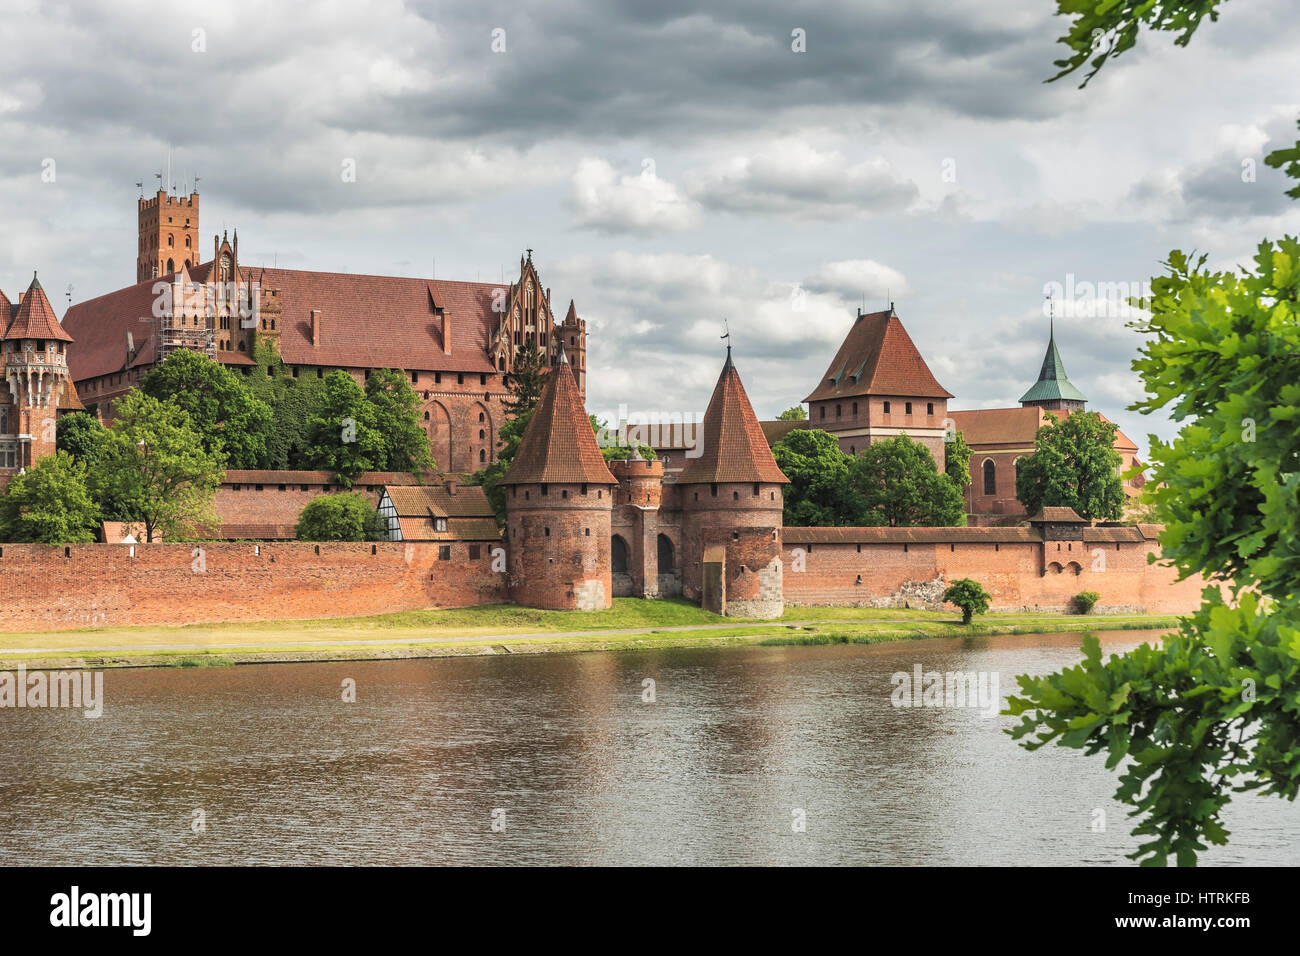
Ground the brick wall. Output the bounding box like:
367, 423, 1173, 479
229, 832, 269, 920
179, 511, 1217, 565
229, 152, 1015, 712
0, 541, 507, 632
781, 533, 1209, 614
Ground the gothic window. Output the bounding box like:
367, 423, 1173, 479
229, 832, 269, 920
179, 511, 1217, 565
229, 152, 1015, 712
167, 235, 174, 247
166, 258, 175, 274
479, 449, 486, 463
982, 459, 996, 496
611, 535, 629, 574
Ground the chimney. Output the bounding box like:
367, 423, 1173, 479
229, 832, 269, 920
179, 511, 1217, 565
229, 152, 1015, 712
126, 331, 135, 357
446, 478, 457, 496
310, 309, 322, 346
442, 310, 452, 355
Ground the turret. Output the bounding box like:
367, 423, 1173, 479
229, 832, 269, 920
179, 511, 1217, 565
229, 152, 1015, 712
501, 349, 617, 610
1, 274, 76, 472
676, 347, 789, 618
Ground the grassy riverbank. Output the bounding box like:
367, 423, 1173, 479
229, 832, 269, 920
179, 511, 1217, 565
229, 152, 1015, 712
0, 599, 1184, 670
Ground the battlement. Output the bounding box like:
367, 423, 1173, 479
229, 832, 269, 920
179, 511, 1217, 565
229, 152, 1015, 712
138, 190, 199, 212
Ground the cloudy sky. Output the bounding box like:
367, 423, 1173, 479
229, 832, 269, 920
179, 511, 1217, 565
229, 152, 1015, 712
2, 0, 1297, 456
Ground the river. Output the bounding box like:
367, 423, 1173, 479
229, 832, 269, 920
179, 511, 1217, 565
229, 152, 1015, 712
1, 629, 1296, 865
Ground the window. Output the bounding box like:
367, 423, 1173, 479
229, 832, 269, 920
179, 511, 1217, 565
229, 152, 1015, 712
412, 372, 418, 383
836, 404, 842, 418
883, 401, 891, 413
983, 459, 996, 496
457, 373, 464, 385
469, 544, 481, 560
753, 483, 759, 496
438, 545, 451, 560
819, 406, 825, 419
581, 483, 588, 496
852, 402, 858, 416
479, 449, 486, 463
711, 483, 718, 497
657, 534, 675, 572
435, 518, 448, 532
927, 403, 934, 416
905, 402, 912, 415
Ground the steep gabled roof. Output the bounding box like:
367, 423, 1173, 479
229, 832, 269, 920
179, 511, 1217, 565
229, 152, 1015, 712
1019, 328, 1087, 404
677, 350, 789, 485
3, 275, 73, 342
804, 309, 952, 403
502, 354, 616, 485
948, 406, 1138, 453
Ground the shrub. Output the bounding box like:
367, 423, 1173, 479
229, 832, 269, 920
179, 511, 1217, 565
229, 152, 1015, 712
1071, 591, 1100, 615
296, 492, 387, 542
943, 578, 990, 625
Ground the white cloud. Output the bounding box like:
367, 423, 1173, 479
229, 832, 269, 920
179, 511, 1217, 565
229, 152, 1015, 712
570, 158, 699, 235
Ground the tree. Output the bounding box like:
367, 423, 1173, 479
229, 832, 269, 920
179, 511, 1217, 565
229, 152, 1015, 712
364, 368, 437, 474
944, 579, 990, 625
772, 429, 853, 526
847, 435, 966, 527
56, 411, 108, 466
296, 492, 386, 542
0, 451, 100, 543
776, 406, 807, 421
301, 371, 386, 486
1006, 2, 1300, 866
142, 348, 274, 468
502, 343, 548, 418
86, 391, 224, 542
591, 415, 657, 462
944, 430, 972, 490
247, 337, 328, 469
1014, 411, 1125, 522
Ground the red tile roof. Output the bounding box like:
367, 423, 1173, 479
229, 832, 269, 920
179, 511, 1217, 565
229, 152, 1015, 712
62, 262, 518, 381
382, 483, 495, 519
677, 351, 789, 485
3, 276, 73, 342
804, 310, 951, 403
784, 526, 1040, 544
948, 406, 1139, 453
502, 357, 616, 485
1027, 506, 1087, 523
223, 469, 434, 487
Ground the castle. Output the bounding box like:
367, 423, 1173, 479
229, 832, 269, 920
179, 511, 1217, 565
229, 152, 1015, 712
0, 190, 1208, 631
61, 188, 588, 475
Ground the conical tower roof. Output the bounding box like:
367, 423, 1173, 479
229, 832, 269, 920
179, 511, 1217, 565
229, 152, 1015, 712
502, 353, 616, 485
3, 274, 73, 342
678, 349, 789, 485
1019, 327, 1086, 405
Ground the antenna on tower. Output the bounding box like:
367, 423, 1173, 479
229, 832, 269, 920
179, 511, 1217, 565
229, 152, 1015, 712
1045, 290, 1055, 338
166, 147, 172, 195
135, 180, 144, 198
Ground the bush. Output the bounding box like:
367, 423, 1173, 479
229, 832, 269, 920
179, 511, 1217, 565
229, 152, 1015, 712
943, 578, 991, 625
296, 492, 387, 542
1071, 591, 1100, 615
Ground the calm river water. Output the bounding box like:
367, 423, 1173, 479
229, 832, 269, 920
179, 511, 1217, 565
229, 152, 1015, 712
1, 630, 1296, 865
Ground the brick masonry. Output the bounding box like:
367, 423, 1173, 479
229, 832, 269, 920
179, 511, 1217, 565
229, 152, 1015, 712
0, 541, 506, 632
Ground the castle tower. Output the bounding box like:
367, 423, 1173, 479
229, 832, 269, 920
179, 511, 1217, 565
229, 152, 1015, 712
137, 189, 200, 283
559, 299, 588, 400
501, 349, 618, 610
677, 347, 789, 618
1019, 320, 1087, 414
609, 448, 667, 598
1, 275, 76, 472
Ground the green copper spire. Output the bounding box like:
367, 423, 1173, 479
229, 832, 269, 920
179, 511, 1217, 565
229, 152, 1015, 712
1019, 319, 1087, 405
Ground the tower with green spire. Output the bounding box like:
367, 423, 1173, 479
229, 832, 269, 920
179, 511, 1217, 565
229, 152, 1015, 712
1019, 315, 1087, 414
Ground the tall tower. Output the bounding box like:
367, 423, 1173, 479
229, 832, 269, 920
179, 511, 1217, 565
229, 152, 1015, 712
559, 299, 587, 400
677, 347, 790, 618
501, 349, 617, 610
1, 275, 75, 472
1019, 319, 1087, 414
137, 188, 199, 283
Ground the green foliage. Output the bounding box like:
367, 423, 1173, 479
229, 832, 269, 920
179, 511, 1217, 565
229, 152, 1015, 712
0, 451, 100, 543
141, 348, 274, 468
773, 428, 854, 526
1048, 0, 1228, 88
86, 390, 224, 542
56, 411, 108, 466
364, 368, 437, 475
1071, 591, 1100, 615
301, 371, 386, 486
848, 435, 966, 527
943, 579, 990, 625
295, 492, 386, 542
503, 343, 548, 419
246, 338, 327, 469
593, 416, 658, 463
473, 409, 531, 524
944, 429, 972, 490
776, 406, 808, 421
1014, 411, 1125, 521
